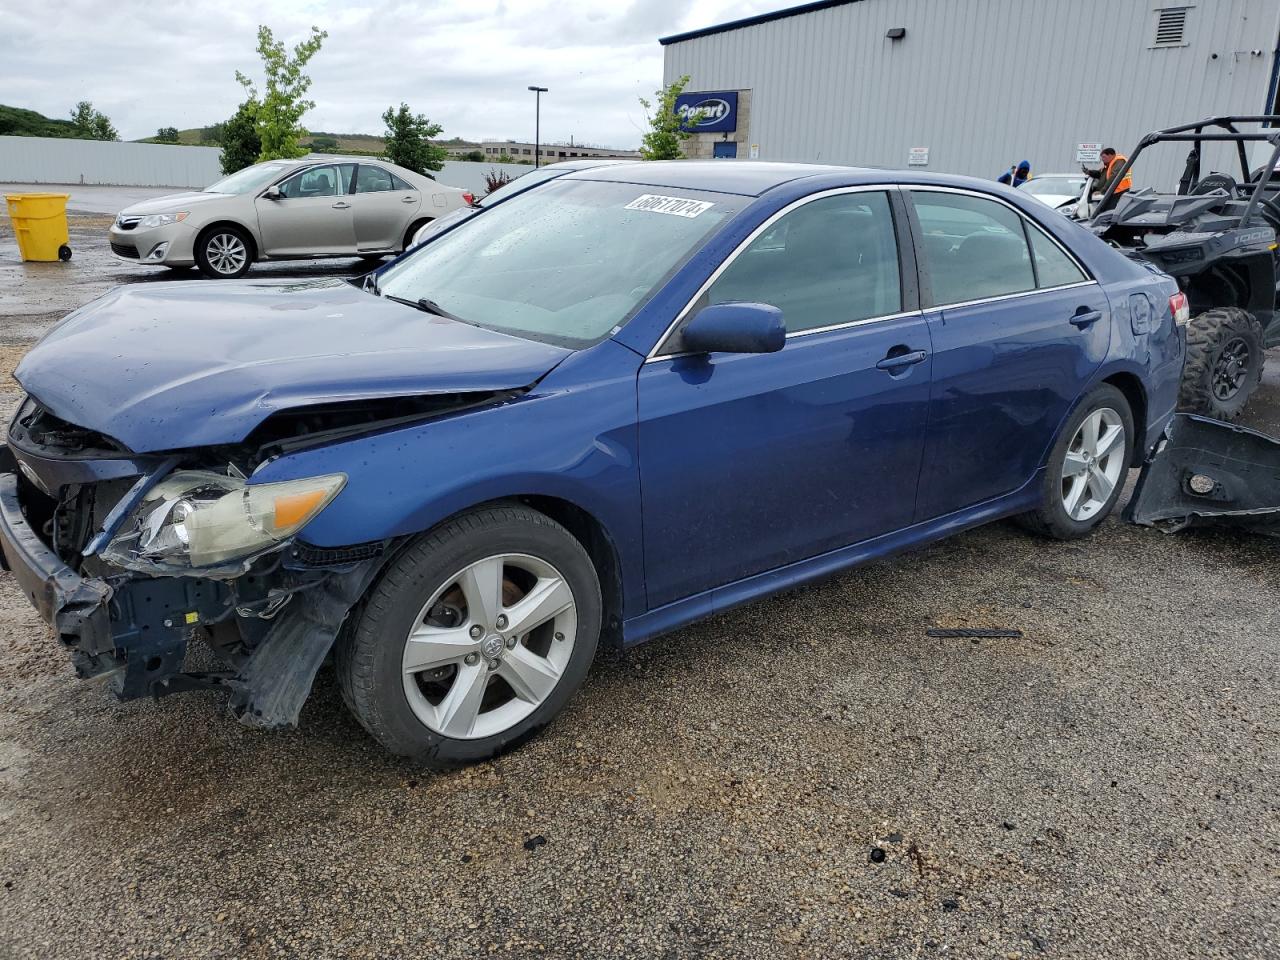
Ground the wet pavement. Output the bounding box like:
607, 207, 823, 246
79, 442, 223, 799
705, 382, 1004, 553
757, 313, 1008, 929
0, 212, 1276, 959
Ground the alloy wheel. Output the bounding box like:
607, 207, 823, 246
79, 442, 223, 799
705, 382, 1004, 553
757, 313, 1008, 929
206, 232, 248, 275
401, 553, 577, 740
1061, 407, 1125, 523
1211, 336, 1251, 401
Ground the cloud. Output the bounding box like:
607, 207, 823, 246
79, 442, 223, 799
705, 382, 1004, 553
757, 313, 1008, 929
0, 0, 780, 148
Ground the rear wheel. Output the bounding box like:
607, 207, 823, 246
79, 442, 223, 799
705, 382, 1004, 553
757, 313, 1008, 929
403, 219, 431, 251
194, 225, 253, 279
1179, 306, 1263, 421
337, 504, 601, 766
1017, 384, 1134, 540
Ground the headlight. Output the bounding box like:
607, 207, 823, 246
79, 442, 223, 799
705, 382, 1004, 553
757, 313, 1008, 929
139, 212, 188, 228
101, 469, 345, 572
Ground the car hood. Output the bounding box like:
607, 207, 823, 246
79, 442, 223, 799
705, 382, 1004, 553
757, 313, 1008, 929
119, 192, 232, 216
15, 279, 572, 453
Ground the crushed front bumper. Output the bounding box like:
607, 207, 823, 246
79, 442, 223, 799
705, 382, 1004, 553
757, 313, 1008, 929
1126, 414, 1280, 536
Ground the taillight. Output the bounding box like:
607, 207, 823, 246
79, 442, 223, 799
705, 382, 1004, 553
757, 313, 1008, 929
1169, 291, 1190, 326
462, 191, 475, 206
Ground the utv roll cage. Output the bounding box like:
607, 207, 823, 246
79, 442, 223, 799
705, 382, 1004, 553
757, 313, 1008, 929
1092, 115, 1280, 227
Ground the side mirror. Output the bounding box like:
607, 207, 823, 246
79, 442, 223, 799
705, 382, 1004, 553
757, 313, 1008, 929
264, 186, 282, 200
680, 302, 785, 355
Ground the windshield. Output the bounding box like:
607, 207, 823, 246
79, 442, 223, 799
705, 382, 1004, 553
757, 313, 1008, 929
1023, 176, 1087, 196
377, 179, 745, 347
205, 163, 292, 195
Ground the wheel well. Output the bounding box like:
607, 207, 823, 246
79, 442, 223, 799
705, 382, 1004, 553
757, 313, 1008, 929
197, 220, 257, 261
403, 218, 433, 251
1102, 372, 1147, 466
1184, 261, 1265, 315
516, 495, 625, 649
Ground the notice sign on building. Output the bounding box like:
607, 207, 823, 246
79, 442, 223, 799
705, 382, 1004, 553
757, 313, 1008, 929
1076, 142, 1102, 164
908, 146, 930, 166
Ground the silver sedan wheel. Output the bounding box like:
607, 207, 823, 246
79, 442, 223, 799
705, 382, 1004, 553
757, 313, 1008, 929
205, 232, 248, 275
401, 553, 577, 740
1061, 407, 1125, 522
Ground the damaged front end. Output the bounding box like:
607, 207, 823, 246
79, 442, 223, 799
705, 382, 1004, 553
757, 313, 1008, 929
0, 395, 418, 730
1127, 413, 1280, 537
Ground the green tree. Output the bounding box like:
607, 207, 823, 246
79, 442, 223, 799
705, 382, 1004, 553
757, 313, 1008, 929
461, 149, 485, 163
380, 102, 447, 175
638, 75, 701, 161
199, 122, 226, 145
69, 101, 119, 141
497, 151, 514, 164
235, 24, 327, 161
155, 126, 179, 143
219, 100, 262, 175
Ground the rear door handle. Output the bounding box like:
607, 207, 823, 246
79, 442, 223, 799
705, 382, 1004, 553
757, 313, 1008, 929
876, 349, 929, 370
332, 201, 351, 210
401, 196, 418, 204
1070, 309, 1102, 328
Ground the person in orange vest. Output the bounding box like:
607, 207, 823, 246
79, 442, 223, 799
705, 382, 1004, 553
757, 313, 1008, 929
1083, 147, 1133, 213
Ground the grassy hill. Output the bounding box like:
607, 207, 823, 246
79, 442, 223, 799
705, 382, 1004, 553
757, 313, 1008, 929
0, 104, 83, 138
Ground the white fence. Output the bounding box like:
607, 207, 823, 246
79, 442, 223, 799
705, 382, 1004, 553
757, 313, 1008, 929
0, 136, 548, 194
0, 136, 223, 188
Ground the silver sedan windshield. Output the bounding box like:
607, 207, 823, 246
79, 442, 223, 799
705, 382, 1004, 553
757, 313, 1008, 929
204, 163, 292, 195
376, 179, 744, 347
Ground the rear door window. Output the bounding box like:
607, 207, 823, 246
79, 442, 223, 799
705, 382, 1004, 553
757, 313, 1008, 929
1026, 222, 1088, 288
910, 191, 1035, 305
355, 165, 395, 193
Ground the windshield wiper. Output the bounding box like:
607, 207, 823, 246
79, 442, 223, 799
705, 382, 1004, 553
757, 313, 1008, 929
383, 294, 466, 323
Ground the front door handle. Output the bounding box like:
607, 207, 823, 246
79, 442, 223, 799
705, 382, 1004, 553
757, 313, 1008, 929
876, 349, 929, 371
332, 201, 351, 210
1070, 308, 1102, 328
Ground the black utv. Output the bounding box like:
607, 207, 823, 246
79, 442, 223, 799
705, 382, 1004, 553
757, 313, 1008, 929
1082, 116, 1280, 420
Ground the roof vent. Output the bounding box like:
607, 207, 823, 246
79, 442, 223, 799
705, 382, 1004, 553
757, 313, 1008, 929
1154, 7, 1189, 47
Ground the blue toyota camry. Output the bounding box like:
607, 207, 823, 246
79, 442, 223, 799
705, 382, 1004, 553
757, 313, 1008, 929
0, 162, 1185, 765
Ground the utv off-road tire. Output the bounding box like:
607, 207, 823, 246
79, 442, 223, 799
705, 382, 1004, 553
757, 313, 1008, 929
1016, 384, 1134, 541
1179, 307, 1263, 421
336, 504, 601, 767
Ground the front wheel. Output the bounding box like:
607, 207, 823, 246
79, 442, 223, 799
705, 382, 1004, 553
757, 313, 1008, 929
337, 504, 601, 766
1179, 306, 1263, 421
194, 225, 253, 279
1017, 384, 1134, 540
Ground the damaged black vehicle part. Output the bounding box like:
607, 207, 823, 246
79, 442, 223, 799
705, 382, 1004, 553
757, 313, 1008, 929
1127, 413, 1280, 536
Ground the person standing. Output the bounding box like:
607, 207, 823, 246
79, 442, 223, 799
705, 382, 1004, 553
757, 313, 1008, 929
997, 159, 1032, 187
1083, 147, 1132, 212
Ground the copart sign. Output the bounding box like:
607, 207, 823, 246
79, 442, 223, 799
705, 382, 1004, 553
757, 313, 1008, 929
674, 91, 739, 133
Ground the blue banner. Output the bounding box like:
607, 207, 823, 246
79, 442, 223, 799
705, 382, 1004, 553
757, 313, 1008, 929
673, 91, 738, 133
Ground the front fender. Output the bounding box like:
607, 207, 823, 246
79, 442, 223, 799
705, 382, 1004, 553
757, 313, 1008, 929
249, 339, 646, 615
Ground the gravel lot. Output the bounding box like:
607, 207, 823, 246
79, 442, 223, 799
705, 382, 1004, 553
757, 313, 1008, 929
0, 212, 1277, 959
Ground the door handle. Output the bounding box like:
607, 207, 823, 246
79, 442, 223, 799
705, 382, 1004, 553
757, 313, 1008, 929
1070, 308, 1102, 328
400, 196, 417, 204
332, 201, 351, 210
876, 349, 929, 371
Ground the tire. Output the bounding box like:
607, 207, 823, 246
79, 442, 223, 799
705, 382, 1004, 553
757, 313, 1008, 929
1016, 384, 1134, 540
403, 219, 431, 252
337, 504, 602, 766
194, 224, 253, 279
1178, 307, 1263, 421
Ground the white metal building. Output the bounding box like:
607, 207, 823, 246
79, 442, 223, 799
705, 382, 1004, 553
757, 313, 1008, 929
661, 0, 1280, 185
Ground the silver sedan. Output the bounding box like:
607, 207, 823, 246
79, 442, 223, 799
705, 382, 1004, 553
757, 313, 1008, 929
108, 157, 472, 278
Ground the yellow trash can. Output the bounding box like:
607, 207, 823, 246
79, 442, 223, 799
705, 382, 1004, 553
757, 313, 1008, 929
5, 193, 72, 262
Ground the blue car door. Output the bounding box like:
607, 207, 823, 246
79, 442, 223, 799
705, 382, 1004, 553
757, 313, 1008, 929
906, 188, 1111, 521
637, 189, 934, 610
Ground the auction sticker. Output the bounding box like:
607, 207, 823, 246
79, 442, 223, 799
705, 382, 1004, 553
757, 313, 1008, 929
624, 194, 714, 218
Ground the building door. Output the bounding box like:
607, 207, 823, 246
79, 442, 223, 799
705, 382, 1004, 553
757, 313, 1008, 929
713, 141, 738, 159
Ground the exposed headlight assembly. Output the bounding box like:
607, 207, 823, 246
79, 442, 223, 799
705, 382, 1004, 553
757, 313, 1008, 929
102, 470, 345, 573
139, 212, 188, 228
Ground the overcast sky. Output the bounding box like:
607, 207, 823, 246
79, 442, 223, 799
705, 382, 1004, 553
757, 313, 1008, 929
1, 0, 780, 148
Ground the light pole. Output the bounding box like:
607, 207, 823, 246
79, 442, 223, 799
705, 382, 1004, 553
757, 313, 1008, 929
528, 85, 548, 168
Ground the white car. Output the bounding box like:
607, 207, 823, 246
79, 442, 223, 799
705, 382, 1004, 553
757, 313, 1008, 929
109, 157, 473, 279
1020, 174, 1090, 212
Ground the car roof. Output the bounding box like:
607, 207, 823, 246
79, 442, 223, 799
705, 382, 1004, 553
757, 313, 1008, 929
567, 160, 863, 196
